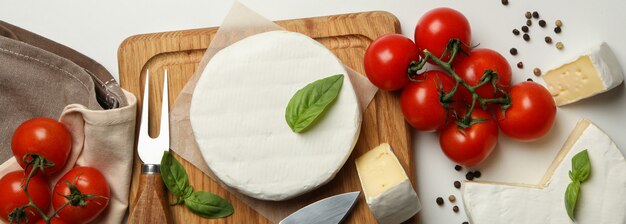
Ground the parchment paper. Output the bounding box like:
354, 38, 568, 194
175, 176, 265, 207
170, 2, 378, 222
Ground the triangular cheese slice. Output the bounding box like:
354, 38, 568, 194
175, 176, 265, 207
463, 119, 626, 223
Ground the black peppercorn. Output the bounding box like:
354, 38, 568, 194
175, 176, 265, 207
523, 34, 530, 41
522, 26, 529, 33
517, 61, 524, 69
554, 26, 562, 34
545, 36, 553, 44
436, 197, 444, 206
501, 0, 509, 5
510, 48, 518, 56
454, 181, 461, 189
526, 19, 532, 26
525, 11, 532, 19
539, 20, 546, 27
527, 78, 534, 82
453, 206, 460, 213
466, 172, 475, 180
463, 222, 469, 224
512, 29, 520, 35
473, 171, 482, 178
455, 165, 462, 171
532, 11, 539, 19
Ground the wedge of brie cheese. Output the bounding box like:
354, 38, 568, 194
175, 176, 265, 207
463, 119, 626, 224
190, 31, 361, 201
356, 143, 421, 224
542, 42, 624, 106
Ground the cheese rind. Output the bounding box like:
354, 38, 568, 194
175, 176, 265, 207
463, 119, 626, 224
542, 42, 624, 106
356, 143, 421, 224
190, 31, 361, 201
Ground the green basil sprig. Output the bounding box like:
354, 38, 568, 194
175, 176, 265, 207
285, 74, 344, 133
161, 151, 234, 218
564, 149, 591, 221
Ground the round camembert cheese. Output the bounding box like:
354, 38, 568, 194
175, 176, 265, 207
189, 31, 361, 201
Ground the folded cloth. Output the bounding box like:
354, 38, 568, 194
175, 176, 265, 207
0, 21, 136, 223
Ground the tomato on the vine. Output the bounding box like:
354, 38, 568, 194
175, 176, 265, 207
439, 109, 498, 167
400, 71, 456, 132
496, 81, 556, 141
364, 34, 420, 91
453, 48, 512, 102
53, 167, 110, 224
35, 217, 67, 224
0, 171, 50, 224
414, 7, 471, 63
11, 118, 72, 174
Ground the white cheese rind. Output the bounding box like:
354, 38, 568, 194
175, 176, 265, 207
463, 119, 626, 224
542, 42, 624, 106
189, 30, 361, 201
368, 179, 421, 224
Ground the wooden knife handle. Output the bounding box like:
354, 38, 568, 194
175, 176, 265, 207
129, 164, 173, 224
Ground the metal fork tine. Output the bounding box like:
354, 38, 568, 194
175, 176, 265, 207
159, 69, 170, 145
139, 69, 151, 141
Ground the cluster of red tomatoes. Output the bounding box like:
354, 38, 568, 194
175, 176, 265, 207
364, 8, 557, 166
0, 118, 110, 224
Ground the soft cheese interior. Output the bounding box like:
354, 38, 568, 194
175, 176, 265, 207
189, 31, 361, 201
356, 143, 421, 224
463, 119, 626, 224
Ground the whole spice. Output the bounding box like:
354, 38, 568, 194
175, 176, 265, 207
463, 222, 469, 224
466, 172, 475, 180
532, 11, 539, 19
473, 171, 482, 178
526, 19, 532, 26
453, 206, 460, 213
522, 26, 529, 33
513, 29, 520, 35
554, 26, 562, 34
533, 68, 542, 76
517, 61, 524, 69
555, 19, 563, 27
510, 48, 518, 56
455, 165, 463, 171
539, 20, 547, 27
523, 34, 530, 41
556, 42, 564, 50
454, 181, 461, 189
501, 0, 509, 5
527, 78, 534, 82
449, 195, 457, 202
545, 36, 553, 44
436, 197, 444, 206
525, 11, 532, 19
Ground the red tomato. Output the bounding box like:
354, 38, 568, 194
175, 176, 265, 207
439, 109, 498, 167
400, 71, 456, 131
53, 167, 110, 224
0, 171, 50, 224
453, 48, 512, 102
364, 34, 419, 91
35, 217, 67, 224
414, 7, 471, 63
496, 81, 557, 141
12, 118, 72, 174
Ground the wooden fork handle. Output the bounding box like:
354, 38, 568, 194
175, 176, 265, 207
129, 164, 173, 224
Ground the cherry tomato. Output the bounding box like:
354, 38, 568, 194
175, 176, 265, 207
53, 167, 110, 224
439, 109, 498, 167
496, 81, 557, 141
364, 34, 419, 91
414, 7, 471, 63
400, 71, 456, 132
0, 171, 50, 224
12, 118, 72, 174
35, 217, 67, 224
453, 48, 512, 102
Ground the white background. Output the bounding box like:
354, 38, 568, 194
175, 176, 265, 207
4, 0, 626, 223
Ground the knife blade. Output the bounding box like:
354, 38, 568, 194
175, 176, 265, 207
279, 191, 360, 224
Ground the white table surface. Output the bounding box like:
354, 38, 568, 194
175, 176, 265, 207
4, 1, 626, 223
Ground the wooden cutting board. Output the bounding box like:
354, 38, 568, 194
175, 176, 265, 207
118, 11, 416, 223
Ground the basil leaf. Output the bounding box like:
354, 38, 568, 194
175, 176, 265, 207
571, 150, 591, 182
160, 151, 193, 199
565, 181, 580, 221
285, 74, 344, 133
184, 191, 234, 218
